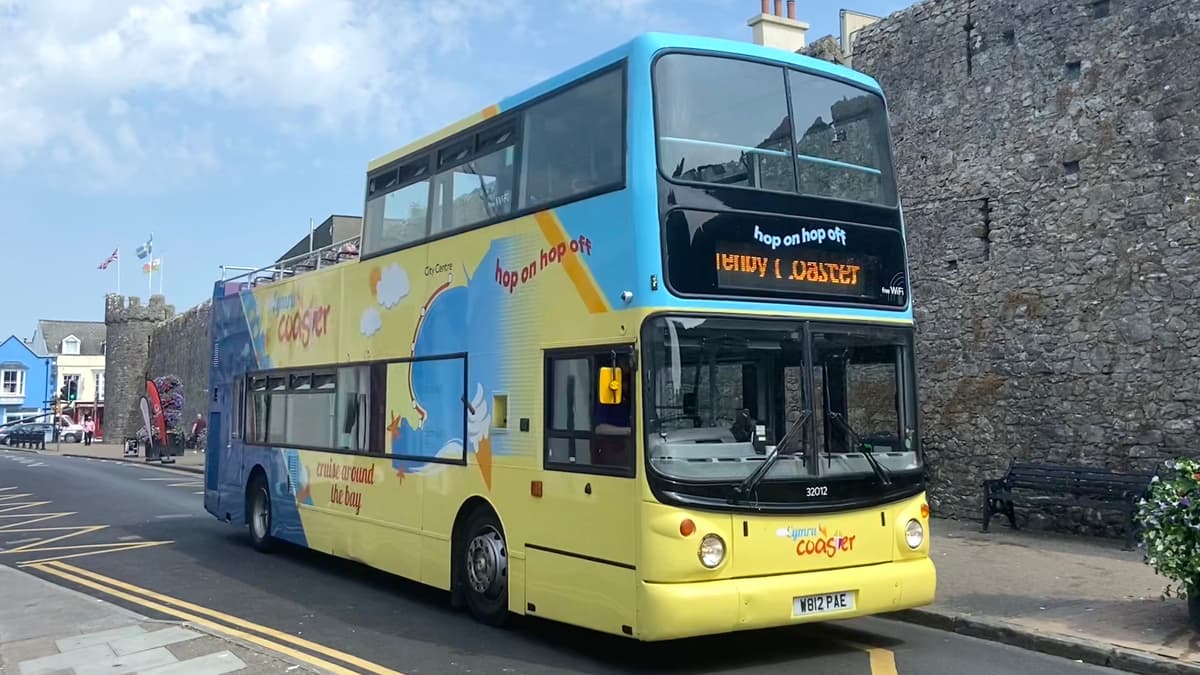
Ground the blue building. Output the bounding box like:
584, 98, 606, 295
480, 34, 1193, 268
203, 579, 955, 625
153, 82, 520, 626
0, 335, 54, 425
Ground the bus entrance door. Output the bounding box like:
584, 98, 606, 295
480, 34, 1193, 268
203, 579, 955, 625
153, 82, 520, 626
525, 346, 639, 636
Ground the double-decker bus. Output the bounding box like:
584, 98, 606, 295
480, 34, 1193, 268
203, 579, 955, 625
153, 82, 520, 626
205, 31, 933, 641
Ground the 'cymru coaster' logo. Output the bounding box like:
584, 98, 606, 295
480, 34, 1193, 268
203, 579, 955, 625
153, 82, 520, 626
776, 524, 857, 559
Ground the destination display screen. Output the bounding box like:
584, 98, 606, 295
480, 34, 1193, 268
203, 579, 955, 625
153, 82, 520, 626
664, 209, 908, 308
714, 244, 876, 297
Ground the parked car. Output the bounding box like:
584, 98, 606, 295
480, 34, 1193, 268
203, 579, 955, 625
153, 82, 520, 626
4, 423, 53, 446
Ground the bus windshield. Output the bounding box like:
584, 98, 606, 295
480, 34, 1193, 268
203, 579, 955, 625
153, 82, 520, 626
653, 52, 897, 206
642, 316, 920, 491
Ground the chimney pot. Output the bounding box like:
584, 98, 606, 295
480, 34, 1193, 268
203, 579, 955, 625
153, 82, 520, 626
773, 0, 782, 16
787, 0, 796, 19
761, 0, 769, 13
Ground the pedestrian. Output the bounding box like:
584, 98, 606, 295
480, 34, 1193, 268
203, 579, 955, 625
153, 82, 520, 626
83, 415, 95, 446
190, 414, 207, 449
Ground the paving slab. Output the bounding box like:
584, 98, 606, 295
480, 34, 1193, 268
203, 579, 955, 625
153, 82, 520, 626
54, 626, 147, 653
17, 643, 115, 675
72, 646, 178, 675
139, 650, 247, 675
108, 627, 200, 656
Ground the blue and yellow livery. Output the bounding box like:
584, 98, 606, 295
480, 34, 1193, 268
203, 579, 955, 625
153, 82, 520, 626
205, 32, 934, 641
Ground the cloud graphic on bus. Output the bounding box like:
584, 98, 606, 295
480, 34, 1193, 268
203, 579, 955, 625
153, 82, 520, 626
377, 263, 410, 308
360, 307, 382, 336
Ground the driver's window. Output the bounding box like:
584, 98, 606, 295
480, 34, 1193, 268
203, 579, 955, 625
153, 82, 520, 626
544, 349, 635, 476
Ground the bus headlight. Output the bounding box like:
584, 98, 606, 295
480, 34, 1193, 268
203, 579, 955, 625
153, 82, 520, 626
698, 533, 725, 568
905, 519, 924, 549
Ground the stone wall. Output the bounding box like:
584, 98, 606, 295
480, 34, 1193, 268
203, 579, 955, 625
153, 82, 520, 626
146, 301, 213, 435
806, 0, 1200, 527
103, 295, 175, 440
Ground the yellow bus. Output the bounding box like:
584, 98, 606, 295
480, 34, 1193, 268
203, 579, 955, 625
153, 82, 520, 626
205, 31, 935, 641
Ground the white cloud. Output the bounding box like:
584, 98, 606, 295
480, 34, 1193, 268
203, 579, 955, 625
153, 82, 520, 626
376, 263, 409, 309
360, 307, 381, 337
0, 0, 523, 186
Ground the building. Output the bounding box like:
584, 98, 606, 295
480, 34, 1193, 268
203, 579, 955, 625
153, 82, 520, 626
31, 320, 107, 434
275, 215, 362, 263
0, 335, 54, 425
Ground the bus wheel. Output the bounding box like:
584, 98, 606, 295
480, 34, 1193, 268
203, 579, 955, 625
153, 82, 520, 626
462, 509, 508, 626
247, 474, 275, 553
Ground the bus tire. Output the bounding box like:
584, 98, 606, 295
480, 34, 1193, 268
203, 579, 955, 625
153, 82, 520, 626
460, 508, 508, 626
247, 473, 275, 553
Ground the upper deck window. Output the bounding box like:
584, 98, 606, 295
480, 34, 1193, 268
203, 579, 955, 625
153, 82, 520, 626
654, 53, 897, 207
520, 67, 624, 209
359, 62, 626, 260
364, 158, 431, 254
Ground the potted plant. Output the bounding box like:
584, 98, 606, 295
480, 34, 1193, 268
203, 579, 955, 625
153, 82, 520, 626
1137, 457, 1200, 629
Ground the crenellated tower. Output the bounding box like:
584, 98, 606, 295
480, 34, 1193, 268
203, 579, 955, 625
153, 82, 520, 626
103, 294, 175, 440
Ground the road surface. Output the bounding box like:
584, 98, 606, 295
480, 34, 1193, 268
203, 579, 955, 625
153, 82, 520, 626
0, 448, 1125, 674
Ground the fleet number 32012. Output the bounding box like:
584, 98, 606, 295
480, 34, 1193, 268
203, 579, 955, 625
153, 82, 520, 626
806, 486, 829, 497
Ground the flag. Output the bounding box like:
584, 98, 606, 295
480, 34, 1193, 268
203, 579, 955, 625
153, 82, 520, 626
142, 258, 161, 274
136, 235, 153, 259
97, 249, 118, 270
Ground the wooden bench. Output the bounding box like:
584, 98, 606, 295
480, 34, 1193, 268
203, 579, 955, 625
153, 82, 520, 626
981, 459, 1156, 549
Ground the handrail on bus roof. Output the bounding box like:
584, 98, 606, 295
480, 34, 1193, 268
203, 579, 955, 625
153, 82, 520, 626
218, 234, 361, 289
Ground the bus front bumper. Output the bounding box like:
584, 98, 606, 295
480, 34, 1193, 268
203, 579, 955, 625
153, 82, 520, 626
635, 557, 936, 641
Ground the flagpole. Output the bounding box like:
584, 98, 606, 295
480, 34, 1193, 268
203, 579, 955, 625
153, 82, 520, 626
148, 262, 152, 299
116, 250, 121, 296
159, 256, 164, 296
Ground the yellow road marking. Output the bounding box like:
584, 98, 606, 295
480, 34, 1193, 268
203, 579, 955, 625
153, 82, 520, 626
30, 562, 368, 675
840, 639, 899, 675
3, 525, 107, 552
0, 492, 171, 563
0, 501, 50, 513
45, 561, 406, 675
18, 541, 172, 565
0, 513, 75, 529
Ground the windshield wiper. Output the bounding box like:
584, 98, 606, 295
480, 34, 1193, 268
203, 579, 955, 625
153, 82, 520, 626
827, 412, 892, 486
732, 410, 810, 502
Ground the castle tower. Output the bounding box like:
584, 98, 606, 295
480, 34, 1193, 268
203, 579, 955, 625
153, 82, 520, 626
104, 294, 175, 440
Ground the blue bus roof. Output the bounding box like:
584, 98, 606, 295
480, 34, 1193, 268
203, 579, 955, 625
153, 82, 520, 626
500, 32, 882, 112
368, 32, 882, 172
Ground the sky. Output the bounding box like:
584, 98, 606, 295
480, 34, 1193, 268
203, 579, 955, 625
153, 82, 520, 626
0, 0, 909, 340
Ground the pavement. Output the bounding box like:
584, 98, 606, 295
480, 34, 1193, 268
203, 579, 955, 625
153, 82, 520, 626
0, 565, 314, 674
0, 446, 1193, 674
893, 517, 1200, 675
8, 441, 206, 474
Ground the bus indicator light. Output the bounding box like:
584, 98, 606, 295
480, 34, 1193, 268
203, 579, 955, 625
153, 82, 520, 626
920, 503, 930, 519
531, 480, 543, 498
680, 519, 696, 537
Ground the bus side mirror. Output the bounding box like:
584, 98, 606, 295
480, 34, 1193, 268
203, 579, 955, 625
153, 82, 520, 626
598, 366, 623, 405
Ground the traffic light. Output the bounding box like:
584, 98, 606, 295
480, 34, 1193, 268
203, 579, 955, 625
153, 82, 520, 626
67, 380, 77, 401
58, 384, 67, 401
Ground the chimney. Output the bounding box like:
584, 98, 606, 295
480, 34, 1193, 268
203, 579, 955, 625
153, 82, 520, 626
747, 0, 810, 53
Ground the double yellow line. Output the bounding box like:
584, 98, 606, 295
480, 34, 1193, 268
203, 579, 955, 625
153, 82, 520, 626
31, 561, 404, 674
